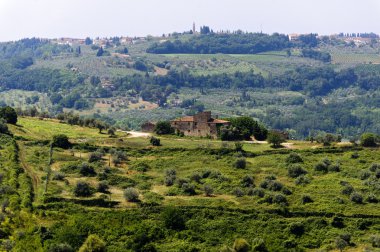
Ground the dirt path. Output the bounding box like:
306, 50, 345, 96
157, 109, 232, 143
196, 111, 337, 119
18, 142, 40, 198
119, 130, 151, 138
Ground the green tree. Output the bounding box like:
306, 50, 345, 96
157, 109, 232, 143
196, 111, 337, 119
78, 234, 106, 252
0, 106, 18, 124
154, 121, 174, 135
52, 134, 71, 149
360, 133, 378, 147
0, 119, 9, 134
74, 182, 94, 197
96, 47, 104, 57
267, 131, 285, 148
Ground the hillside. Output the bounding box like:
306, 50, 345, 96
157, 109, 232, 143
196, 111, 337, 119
0, 117, 379, 251
0, 34, 380, 138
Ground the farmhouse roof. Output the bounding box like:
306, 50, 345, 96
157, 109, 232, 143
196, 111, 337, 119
171, 115, 229, 124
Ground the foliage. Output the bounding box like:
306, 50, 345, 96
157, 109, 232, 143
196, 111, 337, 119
287, 164, 307, 178
267, 131, 285, 148
154, 121, 174, 135
124, 187, 139, 202
147, 33, 291, 54
74, 182, 94, 197
52, 134, 71, 149
234, 158, 246, 169
150, 136, 161, 146
0, 106, 17, 124
78, 234, 106, 252
232, 238, 250, 252
361, 133, 378, 147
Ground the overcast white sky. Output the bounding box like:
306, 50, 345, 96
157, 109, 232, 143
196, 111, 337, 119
0, 0, 380, 41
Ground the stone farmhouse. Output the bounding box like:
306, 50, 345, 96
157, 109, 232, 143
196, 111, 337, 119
170, 111, 230, 138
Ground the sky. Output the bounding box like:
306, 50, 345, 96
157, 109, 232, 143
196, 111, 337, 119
0, 0, 380, 41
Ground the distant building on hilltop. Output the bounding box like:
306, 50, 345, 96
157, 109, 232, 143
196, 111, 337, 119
170, 111, 230, 138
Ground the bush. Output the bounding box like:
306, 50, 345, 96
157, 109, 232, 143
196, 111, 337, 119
314, 162, 328, 173
267, 181, 283, 191
181, 183, 196, 195
190, 172, 202, 183
249, 188, 265, 198
301, 195, 313, 204
74, 182, 94, 197
295, 175, 311, 185
350, 192, 363, 204
341, 185, 354, 195
286, 153, 303, 164
78, 234, 106, 252
233, 188, 245, 197
335, 237, 348, 252
164, 169, 176, 186
79, 163, 96, 177
154, 121, 174, 135
328, 163, 340, 172
369, 163, 380, 172
366, 194, 378, 203
204, 184, 213, 196
241, 175, 254, 187
52, 134, 71, 149
0, 119, 9, 134
267, 131, 285, 148
162, 207, 185, 230
150, 136, 161, 146
124, 187, 139, 202
97, 181, 109, 193
370, 235, 380, 248
331, 216, 344, 228
288, 222, 304, 236
252, 238, 267, 252
0, 106, 17, 124
360, 170, 371, 180
234, 158, 246, 169
48, 243, 74, 252
232, 238, 250, 252
52, 172, 65, 181
88, 152, 103, 163
287, 164, 307, 178
360, 133, 378, 147
273, 193, 287, 205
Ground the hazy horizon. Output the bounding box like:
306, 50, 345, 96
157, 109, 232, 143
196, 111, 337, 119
1, 0, 380, 41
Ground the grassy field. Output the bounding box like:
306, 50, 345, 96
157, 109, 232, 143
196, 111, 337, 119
3, 118, 380, 251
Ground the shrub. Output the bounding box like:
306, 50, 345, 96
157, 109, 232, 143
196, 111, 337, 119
79, 163, 96, 177
360, 170, 371, 180
267, 130, 285, 148
162, 207, 185, 230
335, 237, 348, 252
97, 181, 109, 193
74, 182, 94, 197
233, 187, 245, 197
366, 194, 378, 203
273, 193, 287, 205
124, 187, 139, 202
360, 133, 378, 147
351, 152, 360, 159
88, 152, 103, 163
301, 195, 313, 204
328, 163, 340, 172
252, 238, 267, 252
181, 183, 196, 195
267, 181, 283, 191
350, 192, 363, 204
0, 106, 17, 124
204, 184, 213, 196
241, 175, 254, 187
234, 158, 246, 169
286, 153, 303, 164
370, 235, 380, 248
190, 172, 202, 183
150, 136, 161, 146
0, 119, 9, 134
48, 243, 74, 252
164, 169, 176, 186
234, 142, 243, 152
52, 172, 65, 181
295, 175, 311, 185
369, 163, 380, 172
331, 216, 344, 228
250, 188, 265, 197
288, 222, 304, 236
52, 134, 71, 149
341, 185, 354, 195
232, 238, 250, 252
78, 234, 106, 252
287, 164, 307, 178
314, 162, 328, 173
282, 187, 292, 195
154, 121, 174, 135
131, 163, 150, 172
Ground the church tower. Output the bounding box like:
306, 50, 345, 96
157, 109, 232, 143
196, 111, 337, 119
192, 22, 196, 34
